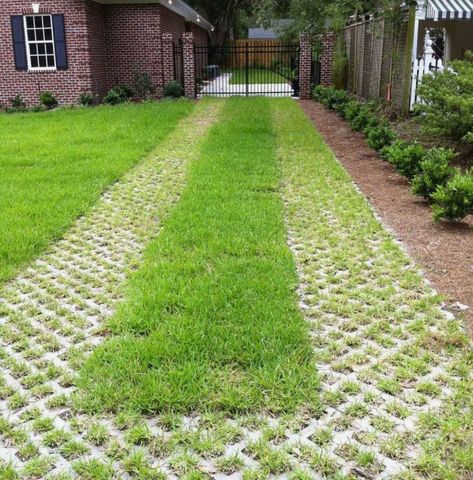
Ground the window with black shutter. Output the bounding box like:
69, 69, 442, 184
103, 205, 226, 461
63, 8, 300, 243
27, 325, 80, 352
24, 14, 56, 70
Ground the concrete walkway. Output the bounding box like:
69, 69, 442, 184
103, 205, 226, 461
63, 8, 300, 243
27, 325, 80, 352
199, 73, 294, 97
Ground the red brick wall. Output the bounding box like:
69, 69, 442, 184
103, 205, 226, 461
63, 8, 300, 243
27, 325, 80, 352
159, 5, 186, 41
190, 23, 209, 45
104, 4, 163, 95
86, 0, 107, 98
0, 0, 93, 106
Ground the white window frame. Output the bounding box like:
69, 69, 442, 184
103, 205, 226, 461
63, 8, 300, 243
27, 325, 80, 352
23, 14, 57, 72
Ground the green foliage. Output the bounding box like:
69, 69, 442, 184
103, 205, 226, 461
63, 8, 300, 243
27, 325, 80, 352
104, 85, 134, 105
382, 140, 426, 179
39, 91, 58, 110
0, 101, 193, 284
416, 51, 473, 143
412, 148, 456, 200
313, 85, 349, 112
343, 100, 363, 121
432, 171, 473, 221
365, 123, 396, 152
164, 80, 184, 98
349, 105, 378, 132
79, 98, 319, 415
133, 72, 154, 99
78, 93, 95, 107
9, 94, 26, 110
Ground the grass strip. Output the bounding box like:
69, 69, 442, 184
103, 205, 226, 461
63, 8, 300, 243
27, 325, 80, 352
228, 68, 288, 84
0, 100, 193, 284
79, 97, 319, 415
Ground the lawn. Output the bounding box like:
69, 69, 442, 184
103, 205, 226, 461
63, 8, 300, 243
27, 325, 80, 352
228, 68, 289, 84
79, 97, 319, 415
0, 101, 193, 284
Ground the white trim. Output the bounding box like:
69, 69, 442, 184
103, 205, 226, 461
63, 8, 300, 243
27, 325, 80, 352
24, 14, 57, 72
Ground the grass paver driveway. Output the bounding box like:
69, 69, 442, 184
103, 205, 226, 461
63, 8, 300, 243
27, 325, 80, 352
0, 101, 192, 284
0, 98, 470, 479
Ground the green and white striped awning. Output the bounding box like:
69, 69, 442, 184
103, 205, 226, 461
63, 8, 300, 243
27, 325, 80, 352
427, 0, 473, 20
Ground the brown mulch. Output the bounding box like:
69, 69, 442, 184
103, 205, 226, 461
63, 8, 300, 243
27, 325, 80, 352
300, 100, 473, 335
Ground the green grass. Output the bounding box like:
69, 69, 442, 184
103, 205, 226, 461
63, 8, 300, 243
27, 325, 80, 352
78, 97, 319, 415
228, 68, 288, 84
0, 100, 193, 284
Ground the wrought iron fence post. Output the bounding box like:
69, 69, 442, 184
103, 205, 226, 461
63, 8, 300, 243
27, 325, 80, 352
245, 43, 249, 97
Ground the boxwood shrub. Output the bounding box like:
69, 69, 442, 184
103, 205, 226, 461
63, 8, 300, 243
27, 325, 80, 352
432, 171, 473, 221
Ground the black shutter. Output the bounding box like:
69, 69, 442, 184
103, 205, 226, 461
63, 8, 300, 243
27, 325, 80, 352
11, 16, 27, 71
52, 15, 68, 70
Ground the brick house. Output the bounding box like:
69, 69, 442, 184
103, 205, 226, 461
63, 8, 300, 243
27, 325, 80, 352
0, 0, 212, 106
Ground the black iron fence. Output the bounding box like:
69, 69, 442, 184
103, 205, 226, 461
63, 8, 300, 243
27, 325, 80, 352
194, 42, 300, 97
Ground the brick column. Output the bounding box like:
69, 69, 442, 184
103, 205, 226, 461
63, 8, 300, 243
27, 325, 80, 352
299, 35, 312, 100
162, 33, 175, 89
320, 32, 335, 86
181, 32, 196, 99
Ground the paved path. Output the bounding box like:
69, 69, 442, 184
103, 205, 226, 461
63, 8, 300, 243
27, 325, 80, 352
199, 73, 294, 97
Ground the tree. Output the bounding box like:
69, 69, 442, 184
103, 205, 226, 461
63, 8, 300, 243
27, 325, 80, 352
187, 0, 253, 45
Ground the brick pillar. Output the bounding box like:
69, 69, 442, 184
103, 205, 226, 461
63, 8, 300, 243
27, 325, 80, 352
162, 33, 175, 89
299, 35, 312, 100
320, 32, 335, 86
181, 32, 196, 99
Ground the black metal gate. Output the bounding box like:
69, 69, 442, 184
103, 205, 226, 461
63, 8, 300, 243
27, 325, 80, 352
194, 42, 300, 97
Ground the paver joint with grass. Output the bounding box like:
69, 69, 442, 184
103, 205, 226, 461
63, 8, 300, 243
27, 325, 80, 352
79, 97, 320, 415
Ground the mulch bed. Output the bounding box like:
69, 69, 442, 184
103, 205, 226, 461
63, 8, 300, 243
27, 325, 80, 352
300, 100, 473, 335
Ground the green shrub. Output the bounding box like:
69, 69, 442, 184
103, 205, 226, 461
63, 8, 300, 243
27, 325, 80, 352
104, 85, 134, 105
133, 72, 154, 99
312, 85, 349, 112
349, 105, 377, 132
416, 51, 473, 143
78, 93, 95, 107
366, 123, 397, 152
383, 140, 426, 179
432, 171, 473, 221
163, 80, 184, 98
39, 91, 58, 109
343, 100, 363, 121
412, 148, 456, 200
9, 94, 26, 109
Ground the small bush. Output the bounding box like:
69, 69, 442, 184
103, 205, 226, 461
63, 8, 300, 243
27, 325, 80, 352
78, 93, 95, 107
313, 86, 350, 112
412, 148, 456, 200
104, 85, 134, 105
343, 100, 363, 121
39, 91, 58, 109
383, 140, 426, 179
432, 171, 473, 221
10, 94, 26, 109
133, 72, 154, 99
349, 105, 377, 132
164, 80, 184, 98
416, 51, 473, 143
366, 123, 397, 152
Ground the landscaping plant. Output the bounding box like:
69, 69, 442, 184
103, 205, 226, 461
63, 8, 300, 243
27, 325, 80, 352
104, 85, 134, 105
412, 148, 456, 200
9, 94, 26, 110
39, 91, 58, 110
432, 171, 473, 221
416, 51, 473, 143
133, 72, 154, 99
78, 93, 95, 107
382, 140, 426, 179
163, 80, 184, 98
365, 123, 396, 152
